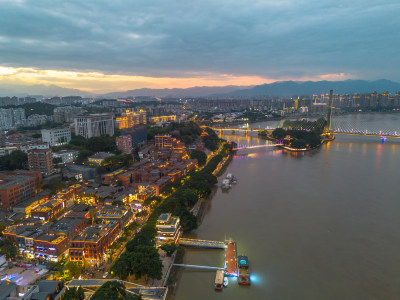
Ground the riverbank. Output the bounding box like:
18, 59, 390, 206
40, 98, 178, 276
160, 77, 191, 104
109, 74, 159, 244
165, 153, 233, 299
174, 117, 400, 299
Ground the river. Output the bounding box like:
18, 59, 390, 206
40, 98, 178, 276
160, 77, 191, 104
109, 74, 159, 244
173, 113, 400, 300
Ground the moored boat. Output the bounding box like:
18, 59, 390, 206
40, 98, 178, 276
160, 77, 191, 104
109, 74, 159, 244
215, 270, 224, 290
223, 277, 229, 287
237, 255, 251, 285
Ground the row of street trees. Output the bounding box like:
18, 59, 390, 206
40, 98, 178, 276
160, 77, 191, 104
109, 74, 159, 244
111, 141, 232, 281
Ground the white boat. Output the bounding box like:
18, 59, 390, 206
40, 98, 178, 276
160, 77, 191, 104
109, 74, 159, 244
223, 277, 229, 287
222, 179, 231, 190
226, 173, 237, 184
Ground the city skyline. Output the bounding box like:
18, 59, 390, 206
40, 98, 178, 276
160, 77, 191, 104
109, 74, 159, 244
1, 0, 399, 93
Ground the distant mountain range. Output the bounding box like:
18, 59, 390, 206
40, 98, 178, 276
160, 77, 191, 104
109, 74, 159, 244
0, 83, 93, 98
224, 79, 400, 97
101, 85, 254, 98
0, 79, 399, 99
102, 79, 400, 98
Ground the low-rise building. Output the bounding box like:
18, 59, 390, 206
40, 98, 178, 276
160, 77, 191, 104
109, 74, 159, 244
33, 233, 68, 261
88, 152, 114, 165
69, 220, 120, 263
12, 191, 51, 216
95, 205, 134, 229
31, 198, 67, 221
156, 213, 181, 245
41, 127, 71, 146
0, 170, 42, 211
51, 217, 89, 242
65, 164, 98, 180
53, 150, 79, 164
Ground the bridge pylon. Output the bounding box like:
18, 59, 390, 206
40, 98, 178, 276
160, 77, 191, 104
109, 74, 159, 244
323, 89, 335, 140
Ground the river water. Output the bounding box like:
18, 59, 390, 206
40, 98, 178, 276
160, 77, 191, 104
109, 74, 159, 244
173, 113, 400, 300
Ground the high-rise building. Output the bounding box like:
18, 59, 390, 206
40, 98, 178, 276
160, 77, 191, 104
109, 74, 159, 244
54, 106, 84, 123
120, 126, 147, 146
115, 109, 146, 130
74, 113, 114, 138
0, 108, 26, 130
41, 127, 71, 146
28, 148, 54, 175
155, 135, 173, 149
116, 135, 133, 154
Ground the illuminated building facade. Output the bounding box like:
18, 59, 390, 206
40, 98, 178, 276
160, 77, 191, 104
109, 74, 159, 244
69, 220, 120, 262
149, 115, 176, 123
115, 109, 147, 130
156, 213, 181, 245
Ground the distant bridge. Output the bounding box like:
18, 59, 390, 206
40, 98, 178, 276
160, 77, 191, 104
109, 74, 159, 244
233, 142, 283, 150
178, 238, 225, 249
212, 127, 400, 138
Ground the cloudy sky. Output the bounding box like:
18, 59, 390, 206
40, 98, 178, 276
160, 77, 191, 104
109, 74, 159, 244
0, 0, 399, 93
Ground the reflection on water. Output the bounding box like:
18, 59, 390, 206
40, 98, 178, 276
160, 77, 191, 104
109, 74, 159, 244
174, 116, 400, 300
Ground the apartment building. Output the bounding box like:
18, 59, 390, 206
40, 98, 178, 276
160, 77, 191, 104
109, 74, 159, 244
74, 113, 114, 138
41, 127, 71, 146
27, 148, 54, 175
116, 135, 133, 154
115, 109, 146, 130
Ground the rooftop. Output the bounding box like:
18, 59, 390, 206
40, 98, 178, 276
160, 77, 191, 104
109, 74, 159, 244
89, 152, 114, 160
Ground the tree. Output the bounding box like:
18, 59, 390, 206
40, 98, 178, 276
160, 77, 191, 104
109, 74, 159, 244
62, 287, 85, 300
0, 239, 18, 259
203, 127, 220, 150
0, 223, 6, 237
190, 150, 207, 166
91, 281, 137, 300
42, 178, 66, 195
53, 157, 63, 164
143, 196, 162, 207
112, 200, 124, 206
160, 243, 178, 257
65, 261, 83, 278
173, 207, 198, 232
272, 128, 287, 140
0, 150, 28, 171
128, 245, 163, 280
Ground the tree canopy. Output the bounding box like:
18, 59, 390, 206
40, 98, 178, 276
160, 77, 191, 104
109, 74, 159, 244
91, 281, 143, 300
0, 150, 27, 171
190, 150, 207, 166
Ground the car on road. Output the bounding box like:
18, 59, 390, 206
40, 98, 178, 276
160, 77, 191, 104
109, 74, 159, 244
102, 272, 108, 279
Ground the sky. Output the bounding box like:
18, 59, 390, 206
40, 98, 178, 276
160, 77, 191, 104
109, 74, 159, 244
0, 0, 399, 93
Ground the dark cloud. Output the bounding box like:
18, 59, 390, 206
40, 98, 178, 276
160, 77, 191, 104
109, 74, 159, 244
0, 0, 399, 80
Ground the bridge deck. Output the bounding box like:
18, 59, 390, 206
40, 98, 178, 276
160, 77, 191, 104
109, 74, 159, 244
178, 238, 225, 249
